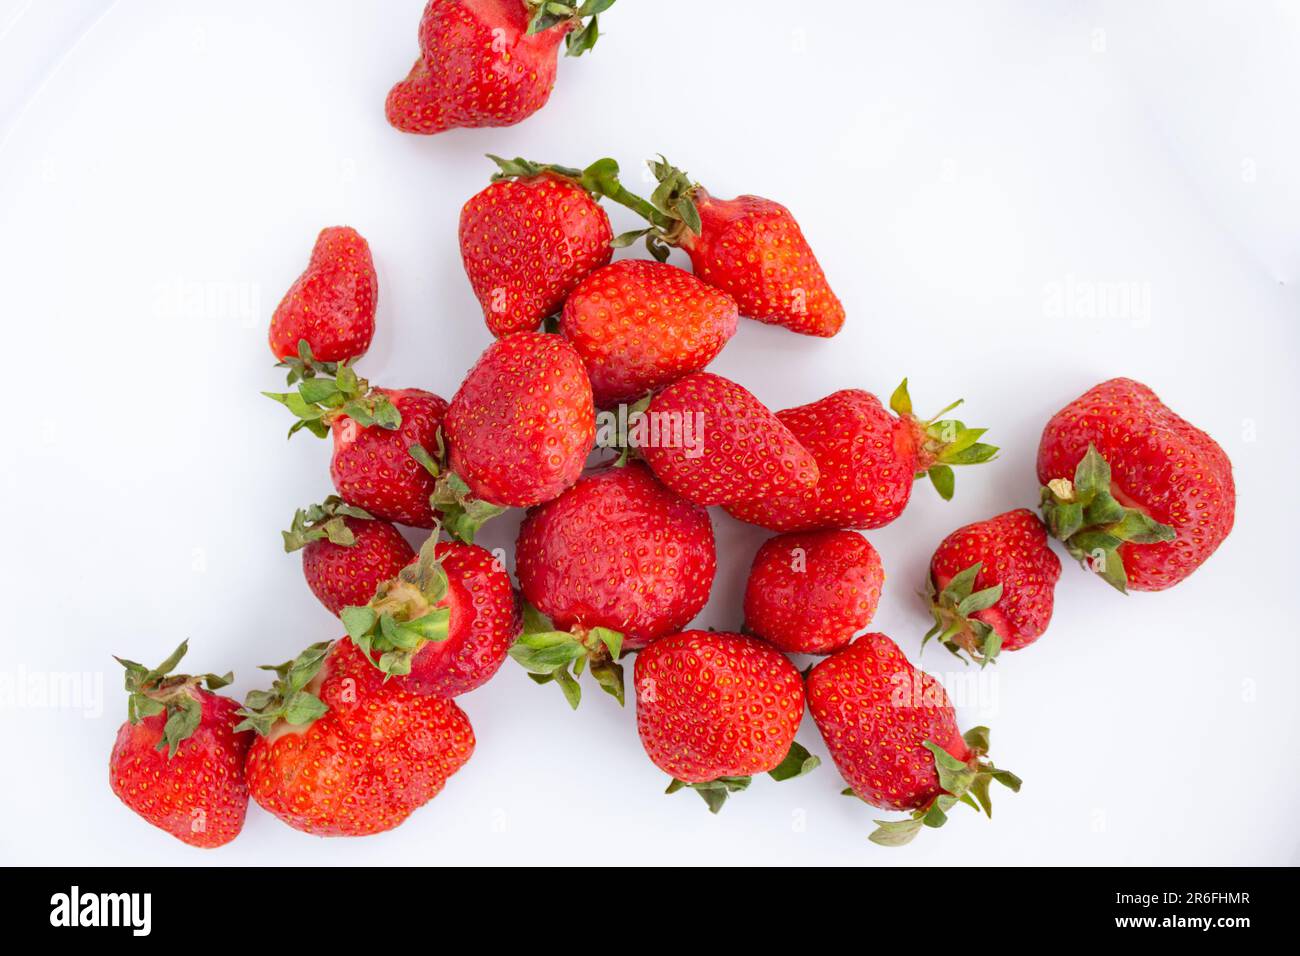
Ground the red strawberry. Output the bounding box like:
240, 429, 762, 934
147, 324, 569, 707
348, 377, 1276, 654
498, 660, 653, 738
807, 634, 1020, 845
461, 157, 613, 338
268, 226, 376, 364
925, 509, 1062, 665
385, 0, 611, 135
744, 530, 883, 655
560, 259, 738, 407
239, 638, 475, 837
512, 462, 716, 706
1037, 377, 1234, 592
637, 372, 819, 506
443, 332, 595, 512
108, 642, 251, 848
282, 497, 416, 616
584, 157, 844, 336
726, 380, 997, 532
633, 630, 817, 812
339, 535, 521, 697
265, 364, 449, 528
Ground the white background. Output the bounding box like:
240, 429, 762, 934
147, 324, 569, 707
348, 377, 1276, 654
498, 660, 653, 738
1, 0, 1297, 866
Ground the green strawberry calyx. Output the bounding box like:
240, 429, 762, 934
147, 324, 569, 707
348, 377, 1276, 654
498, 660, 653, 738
339, 534, 453, 680
922, 561, 1005, 667
234, 642, 332, 737
857, 726, 1021, 847
409, 436, 507, 544
508, 604, 626, 710
665, 741, 821, 814
889, 378, 999, 501
1039, 443, 1176, 594
281, 496, 375, 553
264, 340, 400, 439
524, 0, 615, 57
115, 640, 234, 757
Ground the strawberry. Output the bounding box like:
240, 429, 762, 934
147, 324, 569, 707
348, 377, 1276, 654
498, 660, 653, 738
560, 259, 738, 407
637, 371, 819, 506
268, 226, 377, 364
339, 535, 521, 697
1037, 378, 1234, 592
925, 509, 1062, 665
580, 157, 844, 336
282, 496, 416, 616
633, 630, 818, 812
239, 638, 475, 836
807, 633, 1020, 846
108, 641, 251, 848
385, 0, 613, 136
744, 530, 883, 655
511, 462, 716, 707
461, 157, 613, 338
726, 380, 997, 532
442, 331, 595, 513
265, 362, 449, 528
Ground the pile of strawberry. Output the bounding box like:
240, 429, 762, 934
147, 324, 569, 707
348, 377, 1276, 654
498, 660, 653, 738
108, 1, 1237, 850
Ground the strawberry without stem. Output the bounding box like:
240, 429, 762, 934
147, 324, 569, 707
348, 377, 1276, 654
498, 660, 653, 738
807, 634, 1020, 846
1037, 377, 1234, 592
925, 509, 1062, 666
634, 630, 818, 813
268, 226, 377, 364
108, 641, 251, 848
726, 380, 997, 532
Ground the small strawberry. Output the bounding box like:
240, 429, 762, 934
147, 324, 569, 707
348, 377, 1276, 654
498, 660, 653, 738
442, 332, 595, 516
807, 634, 1020, 846
726, 380, 997, 532
511, 463, 716, 707
268, 226, 377, 364
1037, 377, 1234, 592
108, 641, 251, 848
386, 0, 613, 136
580, 157, 844, 336
265, 361, 449, 528
239, 638, 475, 837
339, 534, 521, 697
561, 259, 738, 407
637, 371, 819, 506
744, 530, 883, 655
461, 156, 613, 338
634, 630, 818, 812
924, 509, 1062, 665
282, 496, 416, 616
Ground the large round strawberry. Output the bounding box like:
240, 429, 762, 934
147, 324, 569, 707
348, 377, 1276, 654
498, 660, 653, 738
1037, 377, 1234, 592
511, 463, 716, 707
268, 226, 376, 364
240, 639, 475, 837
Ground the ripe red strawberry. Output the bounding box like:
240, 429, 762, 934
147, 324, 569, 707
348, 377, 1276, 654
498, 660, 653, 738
726, 380, 997, 532
560, 259, 738, 407
108, 641, 251, 848
633, 630, 818, 812
461, 157, 613, 338
583, 157, 844, 336
282, 496, 416, 616
385, 0, 612, 136
239, 638, 475, 837
637, 372, 819, 506
339, 535, 521, 697
443, 332, 595, 510
265, 363, 449, 528
268, 226, 377, 364
512, 462, 716, 707
1037, 377, 1234, 592
744, 530, 883, 655
807, 634, 1020, 845
925, 509, 1062, 665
